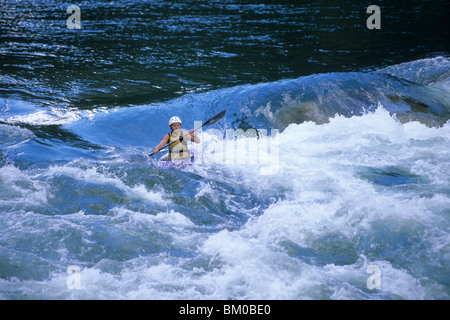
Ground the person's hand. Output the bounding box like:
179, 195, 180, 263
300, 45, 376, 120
153, 148, 160, 154
189, 129, 195, 138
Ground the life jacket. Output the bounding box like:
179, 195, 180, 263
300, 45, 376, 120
168, 129, 191, 160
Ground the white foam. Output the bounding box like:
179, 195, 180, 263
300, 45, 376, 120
379, 56, 450, 91
2, 107, 449, 299
3, 108, 81, 126
45, 162, 167, 206
0, 165, 49, 208
190, 107, 450, 299
1, 106, 110, 127
111, 207, 194, 228
0, 123, 34, 149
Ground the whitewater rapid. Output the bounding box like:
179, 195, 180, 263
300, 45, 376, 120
1, 105, 449, 299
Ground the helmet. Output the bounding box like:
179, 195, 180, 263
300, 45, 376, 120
169, 116, 182, 127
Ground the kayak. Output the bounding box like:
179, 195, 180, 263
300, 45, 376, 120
149, 110, 226, 170
156, 152, 195, 170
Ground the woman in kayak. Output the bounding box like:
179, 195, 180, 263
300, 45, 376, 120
152, 116, 200, 161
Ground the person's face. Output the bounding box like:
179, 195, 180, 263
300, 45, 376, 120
171, 122, 181, 131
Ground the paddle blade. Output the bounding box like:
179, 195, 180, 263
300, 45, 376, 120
202, 110, 226, 127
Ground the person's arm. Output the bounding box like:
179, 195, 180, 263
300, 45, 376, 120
189, 129, 201, 143
153, 134, 169, 153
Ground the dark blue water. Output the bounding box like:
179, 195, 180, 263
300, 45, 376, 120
1, 0, 449, 299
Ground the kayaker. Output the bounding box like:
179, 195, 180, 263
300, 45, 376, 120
152, 116, 200, 160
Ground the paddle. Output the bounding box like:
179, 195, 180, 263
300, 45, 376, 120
149, 110, 226, 157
